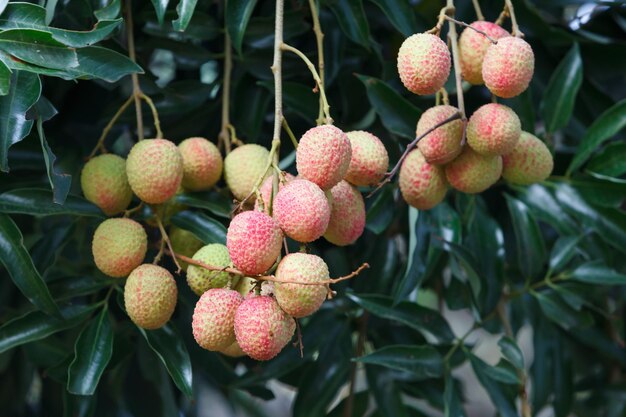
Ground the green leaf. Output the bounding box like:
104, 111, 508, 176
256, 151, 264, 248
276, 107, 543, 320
442, 241, 482, 304
533, 291, 593, 330
139, 324, 193, 397
0, 29, 78, 70
327, 0, 370, 48
368, 0, 418, 37
0, 213, 60, 316
568, 261, 626, 285
505, 195, 546, 280
66, 46, 143, 82
356, 74, 421, 140
0, 58, 10, 95
568, 98, 626, 174
467, 352, 518, 417
0, 304, 95, 354
0, 189, 104, 217
171, 211, 227, 244
0, 3, 122, 48
366, 366, 409, 417
586, 142, 626, 177
346, 293, 454, 343
226, 0, 257, 53
549, 235, 582, 271
444, 373, 466, 417
354, 345, 443, 380
365, 183, 395, 234
151, 0, 171, 25
172, 0, 198, 32
36, 119, 71, 204
0, 70, 41, 172
67, 306, 114, 395
540, 43, 583, 133
94, 0, 121, 20
498, 336, 525, 369
174, 191, 231, 218
514, 184, 578, 235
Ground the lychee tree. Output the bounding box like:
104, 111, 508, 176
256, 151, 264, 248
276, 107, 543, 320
0, 1, 625, 416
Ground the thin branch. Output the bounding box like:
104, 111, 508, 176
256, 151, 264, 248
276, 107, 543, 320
282, 117, 299, 149
139, 93, 163, 139
154, 212, 182, 273
444, 15, 498, 43
446, 2, 466, 122
125, 0, 144, 140
472, 0, 485, 21
123, 201, 144, 218
307, 0, 326, 125
234, 138, 280, 210
88, 96, 134, 159
218, 29, 233, 154
504, 0, 523, 37
495, 8, 509, 26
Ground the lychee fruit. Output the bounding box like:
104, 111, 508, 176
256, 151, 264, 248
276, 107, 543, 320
397, 33, 451, 95
92, 218, 147, 278
187, 244, 235, 296
124, 264, 177, 330
467, 103, 521, 155
399, 149, 448, 210
178, 137, 223, 191
273, 179, 331, 243
502, 131, 553, 185
126, 139, 183, 204
344, 131, 389, 186
224, 144, 270, 201
324, 180, 365, 246
254, 173, 295, 212
274, 253, 328, 318
416, 105, 463, 164
235, 276, 257, 298
482, 37, 534, 98
445, 147, 502, 193
81, 154, 133, 216
192, 288, 243, 351
296, 125, 352, 190
234, 295, 296, 361
169, 227, 203, 272
458, 21, 510, 85
220, 341, 246, 357
226, 210, 283, 275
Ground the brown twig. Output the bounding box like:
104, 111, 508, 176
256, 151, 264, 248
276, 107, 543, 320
472, 0, 485, 21
218, 28, 233, 154
123, 202, 144, 218
504, 0, 523, 37
154, 212, 182, 273
294, 319, 304, 358
307, 0, 326, 125
125, 0, 144, 141
87, 96, 134, 159
444, 15, 498, 43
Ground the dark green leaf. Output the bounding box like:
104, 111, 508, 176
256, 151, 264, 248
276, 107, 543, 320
0, 58, 10, 95
226, 0, 258, 53
365, 183, 395, 234
498, 336, 525, 369
355, 345, 443, 379
139, 324, 193, 397
541, 43, 583, 133
549, 235, 582, 271
442, 241, 482, 304
505, 195, 546, 280
467, 352, 518, 417
0, 213, 60, 316
393, 207, 425, 301
151, 0, 170, 25
0, 70, 41, 172
369, 0, 418, 36
62, 392, 96, 417
172, 0, 198, 32
444, 373, 466, 417
0, 189, 104, 217
327, 0, 370, 48
367, 366, 409, 417
327, 391, 369, 417
568, 261, 626, 285
67, 46, 143, 82
171, 210, 227, 244
95, 0, 121, 20
67, 307, 114, 395
514, 184, 578, 235
586, 142, 626, 177
533, 291, 593, 330
356, 74, 421, 140
174, 191, 231, 218
36, 119, 71, 204
0, 29, 78, 70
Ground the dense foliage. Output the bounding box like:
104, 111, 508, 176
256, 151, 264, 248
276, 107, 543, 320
0, 0, 625, 416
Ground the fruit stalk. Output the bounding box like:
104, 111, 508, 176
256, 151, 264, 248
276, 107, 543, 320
154, 210, 182, 273
444, 16, 498, 44
271, 0, 285, 216
88, 96, 133, 159
218, 27, 233, 153
139, 93, 163, 139
504, 0, 523, 37
472, 0, 484, 21
124, 0, 144, 141
307, 0, 326, 125
446, 1, 466, 124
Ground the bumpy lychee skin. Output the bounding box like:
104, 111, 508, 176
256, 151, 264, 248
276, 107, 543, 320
344, 131, 389, 186
467, 103, 521, 156
459, 22, 510, 85
178, 137, 223, 191
187, 244, 235, 296
92, 218, 147, 278
126, 139, 183, 204
502, 131, 553, 185
296, 125, 352, 190
220, 341, 246, 357
254, 173, 295, 212
445, 147, 502, 194
274, 253, 329, 318
227, 211, 283, 275
224, 144, 270, 201
124, 264, 177, 330
81, 154, 133, 216
192, 288, 243, 351
482, 37, 534, 98
169, 227, 203, 272
399, 149, 447, 210
234, 295, 296, 361
324, 181, 365, 246
416, 105, 463, 164
397, 33, 451, 95
273, 179, 331, 243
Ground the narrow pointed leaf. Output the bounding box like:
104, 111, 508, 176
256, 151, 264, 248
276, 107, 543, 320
173, 0, 199, 32
0, 189, 104, 217
468, 352, 518, 417
151, 0, 170, 25
0, 29, 78, 70
226, 0, 258, 53
354, 345, 443, 379
368, 0, 418, 36
328, 0, 370, 48
569, 261, 626, 285
36, 119, 71, 204
505, 195, 546, 279
171, 210, 227, 244
498, 336, 525, 369
0, 58, 10, 95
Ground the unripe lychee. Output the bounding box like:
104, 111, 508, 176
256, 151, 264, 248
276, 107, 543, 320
324, 181, 365, 246
169, 227, 203, 272
502, 131, 553, 185
416, 105, 463, 164
467, 103, 521, 155
92, 218, 147, 278
397, 33, 451, 95
273, 179, 331, 243
220, 341, 246, 357
126, 139, 183, 204
187, 244, 236, 296
296, 125, 352, 190
124, 264, 177, 330
81, 154, 133, 216
445, 147, 502, 193
458, 22, 510, 85
178, 137, 223, 191
227, 211, 283, 275
192, 288, 243, 351
274, 253, 328, 318
254, 173, 295, 212
344, 131, 389, 186
235, 276, 257, 298
224, 144, 270, 201
399, 149, 447, 210
482, 37, 534, 98
234, 295, 296, 361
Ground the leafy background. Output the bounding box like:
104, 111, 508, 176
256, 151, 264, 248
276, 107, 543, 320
0, 0, 626, 416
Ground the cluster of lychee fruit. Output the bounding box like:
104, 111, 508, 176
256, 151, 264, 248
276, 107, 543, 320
396, 20, 553, 210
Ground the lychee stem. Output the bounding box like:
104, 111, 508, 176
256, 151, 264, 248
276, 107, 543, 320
87, 95, 134, 159
307, 0, 326, 125
282, 117, 299, 149
443, 16, 498, 44
446, 2, 466, 124
218, 29, 233, 154
235, 138, 281, 210
472, 0, 485, 21
138, 93, 163, 139
504, 0, 523, 37
153, 211, 182, 273
124, 0, 144, 141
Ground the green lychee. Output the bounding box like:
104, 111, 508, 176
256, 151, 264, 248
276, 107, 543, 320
169, 227, 203, 272
224, 144, 270, 201
81, 154, 133, 215
124, 264, 178, 330
92, 218, 147, 278
502, 131, 553, 185
344, 131, 389, 186
186, 244, 236, 296
274, 253, 328, 318
192, 288, 243, 351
